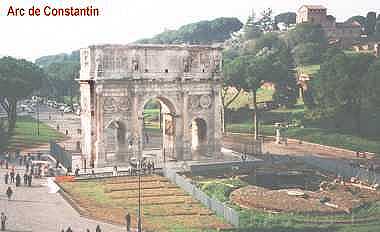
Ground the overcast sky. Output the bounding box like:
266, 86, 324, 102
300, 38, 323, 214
0, 0, 378, 61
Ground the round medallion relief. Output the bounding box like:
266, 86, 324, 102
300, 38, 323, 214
199, 95, 211, 109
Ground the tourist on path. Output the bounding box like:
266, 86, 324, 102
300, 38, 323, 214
6, 187, 13, 200
27, 174, 32, 187
65, 226, 73, 232
0, 212, 7, 231
15, 173, 21, 187
10, 170, 15, 184
23, 173, 28, 185
4, 172, 9, 185
125, 212, 131, 232
4, 161, 8, 170
95, 225, 101, 232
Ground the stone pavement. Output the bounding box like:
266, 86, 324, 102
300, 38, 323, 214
0, 164, 124, 232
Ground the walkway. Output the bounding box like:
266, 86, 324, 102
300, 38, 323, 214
0, 164, 125, 232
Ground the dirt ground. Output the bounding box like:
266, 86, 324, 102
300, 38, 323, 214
228, 161, 380, 215
60, 175, 231, 232
231, 184, 380, 214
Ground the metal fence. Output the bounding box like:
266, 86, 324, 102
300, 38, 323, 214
50, 141, 73, 170
163, 168, 240, 227
303, 155, 380, 185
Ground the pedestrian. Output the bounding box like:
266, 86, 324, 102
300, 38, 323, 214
95, 225, 101, 232
66, 226, 73, 232
5, 161, 8, 171
27, 174, 32, 187
0, 160, 3, 169
23, 172, 28, 185
0, 212, 6, 231
56, 160, 60, 169
57, 124, 60, 131
145, 132, 149, 144
15, 173, 21, 187
6, 187, 13, 200
65, 129, 69, 136
86, 229, 90, 232
4, 172, 9, 185
19, 156, 23, 166
74, 167, 80, 177
113, 166, 118, 177
10, 170, 15, 183
125, 212, 131, 232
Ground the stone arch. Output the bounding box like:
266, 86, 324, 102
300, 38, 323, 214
191, 118, 207, 151
138, 95, 179, 160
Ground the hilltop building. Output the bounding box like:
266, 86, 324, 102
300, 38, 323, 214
297, 5, 362, 47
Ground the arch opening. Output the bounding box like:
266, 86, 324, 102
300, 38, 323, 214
142, 97, 176, 161
191, 118, 207, 152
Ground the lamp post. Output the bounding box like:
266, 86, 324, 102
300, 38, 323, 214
137, 160, 142, 232
36, 96, 40, 136
136, 113, 144, 232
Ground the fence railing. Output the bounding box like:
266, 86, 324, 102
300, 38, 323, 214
163, 168, 240, 227
50, 141, 73, 170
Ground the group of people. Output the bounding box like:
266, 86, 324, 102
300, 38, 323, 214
61, 225, 103, 232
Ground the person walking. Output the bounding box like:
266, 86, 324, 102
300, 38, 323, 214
4, 172, 9, 185
15, 173, 21, 187
23, 173, 28, 185
4, 161, 8, 170
6, 187, 13, 200
65, 226, 73, 232
0, 212, 7, 231
125, 212, 131, 232
10, 169, 15, 184
27, 174, 32, 187
95, 225, 101, 232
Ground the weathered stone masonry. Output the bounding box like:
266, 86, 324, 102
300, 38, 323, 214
79, 44, 223, 167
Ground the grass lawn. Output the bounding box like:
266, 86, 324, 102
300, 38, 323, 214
7, 115, 65, 151
226, 122, 380, 154
297, 64, 320, 76
227, 88, 275, 110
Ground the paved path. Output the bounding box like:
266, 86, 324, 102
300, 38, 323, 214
0, 165, 124, 232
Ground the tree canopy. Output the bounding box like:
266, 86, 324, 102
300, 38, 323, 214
309, 53, 375, 134
275, 12, 297, 26
136, 17, 243, 44
0, 56, 45, 131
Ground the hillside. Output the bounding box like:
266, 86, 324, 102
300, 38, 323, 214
136, 17, 243, 44
35, 50, 80, 68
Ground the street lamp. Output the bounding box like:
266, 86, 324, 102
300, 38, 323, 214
36, 96, 40, 136
136, 113, 144, 232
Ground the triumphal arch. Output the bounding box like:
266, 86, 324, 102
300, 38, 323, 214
79, 44, 223, 167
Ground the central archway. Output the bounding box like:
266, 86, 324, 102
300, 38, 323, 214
141, 96, 177, 162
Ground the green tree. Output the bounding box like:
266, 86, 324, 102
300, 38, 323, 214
366, 58, 380, 108
0, 57, 45, 131
275, 12, 297, 26
0, 119, 7, 153
287, 23, 327, 49
243, 10, 262, 40
310, 53, 375, 134
44, 61, 80, 106
345, 15, 366, 28
293, 42, 322, 65
137, 17, 243, 44
375, 20, 380, 36
365, 11, 377, 35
